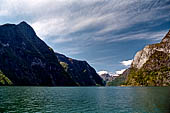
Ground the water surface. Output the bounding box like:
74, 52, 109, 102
0, 87, 170, 113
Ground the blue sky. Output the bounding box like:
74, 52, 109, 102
0, 0, 170, 74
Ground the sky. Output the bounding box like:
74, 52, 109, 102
0, 0, 170, 74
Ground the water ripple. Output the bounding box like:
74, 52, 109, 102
0, 87, 170, 113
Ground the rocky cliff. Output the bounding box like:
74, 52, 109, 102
132, 31, 170, 69
127, 30, 170, 86
0, 21, 77, 86
111, 30, 170, 86
55, 53, 105, 86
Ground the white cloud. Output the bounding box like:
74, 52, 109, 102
98, 69, 126, 77
0, 0, 169, 44
59, 48, 82, 55
0, 10, 9, 16
108, 30, 169, 42
121, 59, 133, 66
97, 70, 108, 75
116, 69, 126, 75
111, 69, 126, 77
0, 0, 169, 68
31, 18, 67, 39
71, 18, 97, 32
52, 37, 73, 43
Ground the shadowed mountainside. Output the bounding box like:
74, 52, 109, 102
55, 53, 105, 86
0, 22, 77, 86
0, 21, 105, 86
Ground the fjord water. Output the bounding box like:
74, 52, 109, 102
0, 87, 170, 113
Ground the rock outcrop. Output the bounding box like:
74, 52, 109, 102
132, 31, 170, 69
127, 30, 170, 86
111, 30, 170, 86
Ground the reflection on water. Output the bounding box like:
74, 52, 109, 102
0, 87, 170, 113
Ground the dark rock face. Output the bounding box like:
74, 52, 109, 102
55, 53, 105, 86
0, 21, 77, 86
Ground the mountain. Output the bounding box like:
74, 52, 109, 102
107, 69, 130, 86
111, 30, 170, 86
55, 53, 105, 86
0, 21, 77, 86
97, 71, 117, 83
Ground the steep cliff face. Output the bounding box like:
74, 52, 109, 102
55, 53, 105, 86
132, 31, 170, 69
0, 22, 77, 86
110, 30, 170, 86
126, 30, 170, 86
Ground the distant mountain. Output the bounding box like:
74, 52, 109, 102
111, 30, 170, 86
55, 53, 105, 86
0, 21, 77, 86
97, 71, 117, 83
107, 69, 130, 86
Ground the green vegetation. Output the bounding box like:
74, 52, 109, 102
107, 75, 126, 86
108, 50, 170, 86
126, 51, 170, 86
96, 84, 101, 86
49, 47, 54, 52
126, 67, 170, 86
60, 62, 69, 71
83, 69, 87, 73
0, 70, 13, 85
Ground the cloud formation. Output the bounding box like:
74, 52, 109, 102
0, 0, 169, 73
115, 69, 126, 75
98, 69, 126, 77
97, 71, 108, 75
120, 60, 133, 66
0, 0, 169, 42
